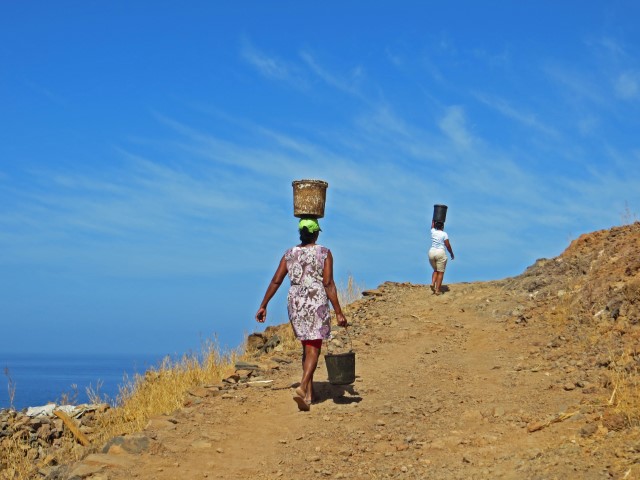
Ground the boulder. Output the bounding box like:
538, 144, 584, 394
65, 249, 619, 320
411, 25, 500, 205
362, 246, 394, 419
246, 333, 265, 351
101, 434, 152, 455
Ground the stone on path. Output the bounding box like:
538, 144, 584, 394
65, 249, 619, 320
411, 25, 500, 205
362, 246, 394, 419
102, 434, 152, 455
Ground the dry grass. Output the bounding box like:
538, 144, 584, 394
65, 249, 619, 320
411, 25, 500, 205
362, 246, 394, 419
337, 275, 364, 308
606, 342, 640, 427
549, 289, 640, 428
621, 201, 638, 225
92, 339, 240, 440
1, 427, 81, 480
1, 435, 38, 480
3, 368, 16, 411
582, 319, 640, 427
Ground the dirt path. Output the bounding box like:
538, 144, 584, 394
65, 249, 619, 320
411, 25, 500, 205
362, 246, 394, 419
74, 281, 636, 479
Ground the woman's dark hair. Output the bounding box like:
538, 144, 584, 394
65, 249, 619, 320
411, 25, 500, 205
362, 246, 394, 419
299, 227, 319, 245
435, 221, 444, 230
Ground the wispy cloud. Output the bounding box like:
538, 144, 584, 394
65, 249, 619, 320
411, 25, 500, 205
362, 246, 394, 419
543, 63, 608, 107
240, 38, 307, 89
474, 92, 559, 137
242, 39, 370, 103
586, 36, 640, 101
299, 50, 365, 98
356, 105, 412, 138
595, 36, 627, 58
472, 47, 511, 68
438, 106, 473, 149
577, 114, 600, 135
385, 47, 403, 67
614, 71, 640, 99
24, 80, 67, 107
551, 33, 640, 110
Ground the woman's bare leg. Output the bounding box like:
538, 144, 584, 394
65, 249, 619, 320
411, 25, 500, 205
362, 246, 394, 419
435, 271, 444, 294
300, 344, 320, 404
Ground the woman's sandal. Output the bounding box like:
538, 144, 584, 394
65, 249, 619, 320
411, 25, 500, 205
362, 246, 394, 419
293, 396, 311, 411
293, 386, 311, 411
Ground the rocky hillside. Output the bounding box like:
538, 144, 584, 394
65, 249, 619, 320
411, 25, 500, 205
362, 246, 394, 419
504, 222, 640, 393
2, 223, 639, 480
506, 221, 640, 322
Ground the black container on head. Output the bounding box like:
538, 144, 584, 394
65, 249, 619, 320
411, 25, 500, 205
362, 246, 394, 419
433, 204, 448, 224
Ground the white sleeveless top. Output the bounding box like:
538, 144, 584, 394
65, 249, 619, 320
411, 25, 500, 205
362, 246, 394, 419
430, 228, 448, 250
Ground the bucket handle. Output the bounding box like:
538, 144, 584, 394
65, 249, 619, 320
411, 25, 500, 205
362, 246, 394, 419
325, 323, 353, 355
343, 325, 353, 352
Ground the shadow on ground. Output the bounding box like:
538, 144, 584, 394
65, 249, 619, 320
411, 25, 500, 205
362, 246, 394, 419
291, 380, 362, 405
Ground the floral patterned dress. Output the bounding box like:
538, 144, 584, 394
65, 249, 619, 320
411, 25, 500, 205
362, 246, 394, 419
284, 244, 331, 341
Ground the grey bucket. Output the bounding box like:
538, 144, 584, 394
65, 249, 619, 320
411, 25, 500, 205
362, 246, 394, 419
433, 204, 448, 224
325, 351, 356, 385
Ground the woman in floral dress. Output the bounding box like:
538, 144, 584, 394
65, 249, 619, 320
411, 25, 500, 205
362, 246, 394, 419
256, 218, 347, 411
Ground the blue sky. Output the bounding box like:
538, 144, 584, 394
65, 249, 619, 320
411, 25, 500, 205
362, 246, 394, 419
1, 1, 639, 355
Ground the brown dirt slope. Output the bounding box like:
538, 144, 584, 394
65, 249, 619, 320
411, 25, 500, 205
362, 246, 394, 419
63, 223, 640, 479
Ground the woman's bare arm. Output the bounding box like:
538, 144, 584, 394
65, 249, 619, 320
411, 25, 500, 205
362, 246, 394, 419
445, 239, 454, 260
255, 256, 288, 323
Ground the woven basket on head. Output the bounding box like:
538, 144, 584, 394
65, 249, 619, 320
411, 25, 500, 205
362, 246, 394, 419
292, 179, 328, 218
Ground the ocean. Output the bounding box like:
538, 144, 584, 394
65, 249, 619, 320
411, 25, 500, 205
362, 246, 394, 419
0, 353, 165, 410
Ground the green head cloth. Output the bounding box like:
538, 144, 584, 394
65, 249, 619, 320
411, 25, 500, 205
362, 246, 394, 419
298, 218, 321, 233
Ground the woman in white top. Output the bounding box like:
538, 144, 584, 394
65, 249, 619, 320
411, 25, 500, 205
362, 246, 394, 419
428, 220, 455, 295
